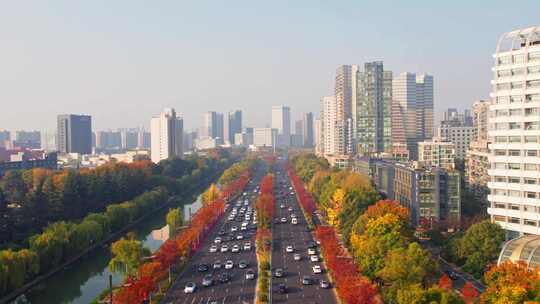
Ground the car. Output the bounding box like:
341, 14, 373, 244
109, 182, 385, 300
290, 213, 297, 219
274, 268, 284, 278
236, 234, 244, 240
288, 207, 293, 212
218, 230, 226, 236
307, 241, 317, 249
308, 248, 316, 255
310, 255, 319, 262
225, 260, 234, 269
293, 253, 301, 261
239, 260, 248, 269
232, 244, 240, 253
245, 269, 255, 280
244, 242, 252, 251
209, 245, 217, 253
231, 226, 238, 232
302, 276, 313, 285
320, 280, 330, 289
445, 270, 459, 280
274, 218, 280, 224
280, 204, 286, 209
214, 237, 222, 244
184, 282, 196, 293
221, 245, 228, 253
213, 261, 222, 269
312, 265, 322, 274
202, 274, 213, 287
291, 218, 298, 225
219, 272, 231, 283
278, 283, 287, 294
197, 264, 209, 272
286, 245, 294, 253
281, 217, 287, 223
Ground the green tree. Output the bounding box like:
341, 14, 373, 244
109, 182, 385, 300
68, 219, 104, 255
457, 220, 504, 277
108, 237, 143, 278
2, 171, 27, 203
338, 189, 379, 248
166, 208, 183, 236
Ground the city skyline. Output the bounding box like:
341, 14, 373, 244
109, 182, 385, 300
1, 2, 538, 131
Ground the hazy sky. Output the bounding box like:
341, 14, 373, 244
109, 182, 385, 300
1, 1, 538, 132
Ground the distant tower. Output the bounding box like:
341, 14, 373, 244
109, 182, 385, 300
271, 106, 291, 147
150, 108, 183, 163
57, 114, 92, 154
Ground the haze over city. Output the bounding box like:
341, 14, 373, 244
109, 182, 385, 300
1, 1, 538, 130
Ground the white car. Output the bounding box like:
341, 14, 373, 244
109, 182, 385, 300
184, 282, 196, 293
231, 226, 238, 232
213, 261, 221, 269
290, 213, 297, 219
236, 234, 244, 240
244, 242, 252, 251
293, 253, 301, 261
214, 237, 222, 244
281, 217, 287, 223
232, 244, 240, 253
308, 248, 316, 255
225, 260, 234, 269
245, 269, 255, 280
310, 255, 319, 262
221, 245, 228, 253
291, 218, 298, 225
312, 265, 322, 274
286, 245, 294, 253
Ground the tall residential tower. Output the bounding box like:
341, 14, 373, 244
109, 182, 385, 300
151, 108, 183, 163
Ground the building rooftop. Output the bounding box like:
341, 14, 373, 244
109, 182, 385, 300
498, 235, 540, 269
497, 26, 540, 53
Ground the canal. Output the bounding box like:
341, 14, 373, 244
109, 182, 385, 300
24, 195, 203, 304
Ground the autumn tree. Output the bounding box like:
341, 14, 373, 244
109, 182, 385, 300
166, 207, 183, 236
439, 274, 453, 290
202, 183, 221, 205
462, 282, 479, 304
481, 261, 540, 304
109, 237, 144, 278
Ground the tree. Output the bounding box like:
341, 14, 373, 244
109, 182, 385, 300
166, 208, 183, 236
202, 183, 221, 205
457, 220, 505, 277
462, 282, 478, 303
481, 261, 540, 304
109, 237, 144, 278
439, 274, 453, 290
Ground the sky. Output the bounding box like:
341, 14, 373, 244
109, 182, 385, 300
0, 0, 538, 132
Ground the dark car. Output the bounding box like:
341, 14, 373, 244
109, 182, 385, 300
197, 264, 209, 272
445, 270, 459, 280
239, 260, 248, 269
219, 272, 231, 283
202, 274, 213, 287
274, 218, 281, 224
218, 230, 226, 236
302, 276, 313, 285
278, 283, 287, 294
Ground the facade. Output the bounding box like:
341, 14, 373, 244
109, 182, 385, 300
202, 111, 224, 143
314, 118, 323, 156
224, 110, 242, 145
253, 128, 277, 148
487, 27, 540, 237
466, 100, 491, 201
57, 114, 92, 154
302, 112, 314, 147
392, 72, 434, 159
150, 108, 183, 163
95, 130, 122, 150
355, 61, 393, 156
13, 131, 41, 149
322, 96, 338, 156
437, 125, 475, 159
0, 152, 57, 176
137, 130, 151, 149
418, 137, 456, 169
0, 131, 10, 148
271, 105, 291, 147
121, 130, 138, 150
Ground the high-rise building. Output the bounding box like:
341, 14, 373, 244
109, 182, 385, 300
253, 128, 278, 148
57, 114, 92, 154
0, 131, 10, 148
302, 112, 314, 147
271, 105, 291, 147
437, 108, 474, 160
202, 111, 224, 143
418, 137, 456, 170
355, 61, 393, 156
224, 110, 242, 145
13, 131, 41, 149
392, 72, 434, 159
95, 130, 122, 150
322, 96, 338, 156
466, 100, 491, 204
487, 27, 540, 237
137, 130, 151, 149
314, 118, 323, 156
121, 130, 138, 150
150, 108, 183, 163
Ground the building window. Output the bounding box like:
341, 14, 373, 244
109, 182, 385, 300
508, 190, 521, 197
493, 215, 506, 222
525, 220, 538, 226
524, 205, 536, 213
511, 95, 524, 103
525, 136, 538, 143
529, 52, 540, 61
508, 177, 521, 183
509, 204, 521, 210
509, 217, 521, 224
509, 150, 521, 156
495, 136, 507, 143
495, 203, 506, 209
508, 163, 521, 170
526, 94, 540, 103
498, 56, 512, 64
525, 178, 537, 185
529, 66, 540, 74
509, 136, 521, 143
494, 163, 506, 169
527, 192, 537, 199
495, 176, 507, 182
525, 164, 537, 171
527, 150, 538, 157
509, 122, 521, 130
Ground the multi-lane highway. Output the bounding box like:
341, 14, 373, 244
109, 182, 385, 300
270, 161, 337, 304
162, 164, 266, 304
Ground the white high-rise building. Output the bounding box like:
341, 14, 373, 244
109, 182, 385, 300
322, 96, 338, 156
392, 72, 434, 159
314, 118, 323, 156
487, 27, 540, 237
271, 105, 291, 147
150, 108, 183, 163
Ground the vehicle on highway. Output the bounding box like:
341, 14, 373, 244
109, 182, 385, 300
288, 207, 293, 212
445, 270, 459, 280
307, 241, 317, 249
245, 269, 255, 280
320, 280, 330, 289
225, 260, 234, 269
236, 234, 244, 240
231, 226, 238, 232
213, 261, 221, 269
221, 245, 229, 253
184, 282, 196, 293
308, 248, 316, 255
291, 218, 298, 225
280, 217, 287, 223
280, 204, 286, 209
293, 253, 301, 261
197, 264, 209, 272
244, 242, 251, 250
214, 237, 222, 244
278, 283, 287, 294
274, 218, 280, 224
274, 268, 284, 277
239, 260, 248, 269
219, 272, 231, 283
232, 244, 240, 253
286, 245, 294, 253
209, 245, 217, 253
310, 255, 319, 262
218, 230, 226, 236
302, 276, 313, 285
312, 265, 322, 274
202, 275, 213, 287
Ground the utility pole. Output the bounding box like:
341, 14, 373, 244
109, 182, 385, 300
109, 274, 113, 304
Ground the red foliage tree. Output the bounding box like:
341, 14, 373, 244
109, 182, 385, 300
462, 281, 478, 303
439, 274, 453, 291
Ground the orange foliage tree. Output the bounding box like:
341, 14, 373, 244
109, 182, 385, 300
439, 274, 453, 291
462, 281, 479, 303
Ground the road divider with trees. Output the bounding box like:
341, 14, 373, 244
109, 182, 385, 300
254, 173, 274, 304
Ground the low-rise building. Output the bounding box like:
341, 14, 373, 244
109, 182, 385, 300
0, 152, 57, 176
418, 137, 456, 169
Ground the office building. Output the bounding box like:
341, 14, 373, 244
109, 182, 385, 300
137, 130, 151, 149
150, 108, 183, 163
437, 125, 474, 159
302, 112, 314, 147
322, 96, 338, 156
418, 137, 456, 169
121, 130, 139, 150
223, 110, 242, 145
295, 120, 303, 140
271, 105, 291, 147
13, 131, 41, 149
253, 128, 278, 148
57, 114, 92, 154
392, 73, 434, 159
95, 130, 122, 150
487, 27, 540, 237
202, 111, 224, 143
314, 118, 323, 156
